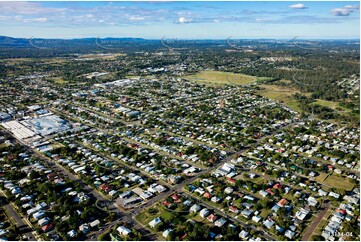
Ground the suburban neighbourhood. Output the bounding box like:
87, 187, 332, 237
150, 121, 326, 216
0, 1, 360, 240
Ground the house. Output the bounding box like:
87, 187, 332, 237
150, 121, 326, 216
163, 228, 173, 238
42, 223, 54, 233
32, 211, 45, 221
329, 192, 340, 199
67, 230, 77, 238
244, 195, 255, 201
140, 191, 153, 200
249, 173, 257, 179
99, 184, 111, 192
229, 206, 239, 214
224, 187, 234, 194
162, 201, 172, 208
263, 219, 275, 229
259, 190, 268, 198
295, 208, 310, 221
277, 198, 288, 207
226, 177, 236, 185
90, 219, 100, 228
171, 194, 181, 201
271, 204, 280, 212
199, 208, 210, 218
211, 196, 221, 203
117, 226, 131, 236
242, 202, 253, 209
203, 192, 212, 199
189, 204, 201, 213
241, 209, 253, 218
252, 215, 262, 223
285, 230, 295, 239
239, 230, 249, 240
109, 190, 117, 197
119, 191, 132, 199
284, 187, 291, 194
318, 189, 328, 196
183, 200, 192, 207
214, 218, 227, 227
266, 188, 275, 195
207, 214, 218, 223
307, 196, 318, 207
38, 217, 50, 226
79, 224, 90, 234
149, 217, 162, 228
275, 225, 284, 233
273, 183, 282, 189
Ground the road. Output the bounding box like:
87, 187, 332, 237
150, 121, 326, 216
301, 204, 331, 241
2, 202, 36, 241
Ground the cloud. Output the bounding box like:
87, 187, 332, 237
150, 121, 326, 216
344, 5, 360, 10
129, 16, 145, 21
177, 17, 193, 23
0, 1, 65, 15
22, 17, 48, 23
288, 3, 307, 9
255, 18, 273, 23
331, 5, 359, 16
331, 8, 352, 16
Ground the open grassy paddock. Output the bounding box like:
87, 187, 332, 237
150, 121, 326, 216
256, 83, 306, 112
315, 173, 354, 191
184, 70, 261, 86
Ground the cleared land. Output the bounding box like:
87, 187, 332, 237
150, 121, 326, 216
312, 99, 353, 115
52, 77, 68, 84
256, 83, 305, 112
185, 70, 263, 86
315, 173, 355, 191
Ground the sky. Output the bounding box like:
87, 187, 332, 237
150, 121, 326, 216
0, 0, 359, 39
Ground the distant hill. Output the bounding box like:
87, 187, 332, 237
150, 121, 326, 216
0, 36, 150, 47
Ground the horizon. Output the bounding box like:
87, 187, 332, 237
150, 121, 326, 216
0, 1, 360, 39
1, 35, 360, 41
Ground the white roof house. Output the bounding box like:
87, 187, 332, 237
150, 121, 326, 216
295, 208, 309, 221
252, 215, 262, 223
199, 208, 210, 218
149, 217, 162, 228
190, 204, 201, 213
162, 228, 173, 238
259, 190, 268, 197
307, 196, 318, 207
67, 230, 77, 238
214, 218, 227, 227
38, 217, 50, 226
117, 226, 131, 236
79, 223, 90, 234
90, 219, 100, 228
239, 230, 249, 240
285, 230, 295, 239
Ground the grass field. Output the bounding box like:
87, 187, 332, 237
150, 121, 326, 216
312, 99, 353, 116
315, 173, 354, 191
314, 173, 329, 183
185, 70, 262, 86
51, 77, 69, 84
256, 83, 306, 112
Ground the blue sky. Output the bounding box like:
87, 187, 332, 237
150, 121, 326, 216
0, 1, 359, 39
